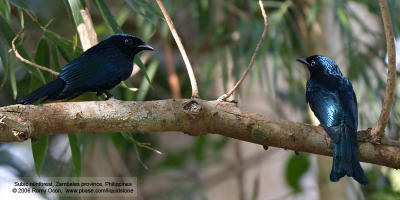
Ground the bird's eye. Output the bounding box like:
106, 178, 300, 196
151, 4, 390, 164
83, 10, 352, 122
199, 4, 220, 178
124, 38, 133, 45
310, 60, 316, 66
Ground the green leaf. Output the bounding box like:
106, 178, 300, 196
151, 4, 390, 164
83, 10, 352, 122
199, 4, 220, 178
134, 56, 151, 84
285, 153, 310, 192
124, 0, 162, 23
0, 0, 11, 22
0, 15, 45, 82
124, 0, 154, 24
18, 8, 24, 28
0, 41, 8, 87
68, 134, 81, 177
119, 81, 138, 92
63, 0, 77, 31
9, 53, 17, 100
8, 0, 31, 11
93, 0, 123, 34
193, 136, 207, 161
31, 37, 50, 92
67, 0, 86, 25
34, 38, 50, 67
51, 43, 61, 72
135, 0, 163, 19
31, 136, 49, 175
136, 60, 158, 101
43, 29, 83, 62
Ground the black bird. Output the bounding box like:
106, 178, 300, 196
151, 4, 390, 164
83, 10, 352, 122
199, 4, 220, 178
18, 34, 153, 104
297, 55, 368, 185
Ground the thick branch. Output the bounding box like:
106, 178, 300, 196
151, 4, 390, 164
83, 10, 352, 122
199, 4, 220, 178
371, 0, 397, 143
155, 0, 199, 98
0, 99, 399, 169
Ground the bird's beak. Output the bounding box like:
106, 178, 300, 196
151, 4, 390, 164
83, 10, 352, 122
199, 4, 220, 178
296, 57, 308, 66
138, 43, 154, 51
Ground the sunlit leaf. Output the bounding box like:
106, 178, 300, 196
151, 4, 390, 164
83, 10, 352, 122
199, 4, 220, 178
67, 0, 85, 25
120, 81, 138, 92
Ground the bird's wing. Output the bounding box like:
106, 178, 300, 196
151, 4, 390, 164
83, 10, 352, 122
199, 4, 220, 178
338, 78, 358, 130
306, 80, 342, 142
58, 48, 127, 95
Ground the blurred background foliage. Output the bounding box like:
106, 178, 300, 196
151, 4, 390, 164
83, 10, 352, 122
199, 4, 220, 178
0, 0, 399, 199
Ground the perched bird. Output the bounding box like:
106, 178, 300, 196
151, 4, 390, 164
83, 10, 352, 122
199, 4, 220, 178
297, 55, 368, 185
18, 34, 153, 104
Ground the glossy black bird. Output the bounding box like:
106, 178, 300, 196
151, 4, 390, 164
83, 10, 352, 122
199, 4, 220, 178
18, 34, 153, 104
297, 55, 368, 185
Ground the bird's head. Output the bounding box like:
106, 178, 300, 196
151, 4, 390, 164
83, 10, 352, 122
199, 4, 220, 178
105, 34, 154, 59
296, 55, 342, 76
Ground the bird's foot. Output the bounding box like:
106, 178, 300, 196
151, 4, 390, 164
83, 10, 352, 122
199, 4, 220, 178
104, 91, 113, 100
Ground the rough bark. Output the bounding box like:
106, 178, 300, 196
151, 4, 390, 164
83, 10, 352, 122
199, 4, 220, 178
0, 99, 399, 169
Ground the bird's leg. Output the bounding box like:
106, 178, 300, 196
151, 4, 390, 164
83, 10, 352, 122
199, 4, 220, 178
104, 91, 113, 100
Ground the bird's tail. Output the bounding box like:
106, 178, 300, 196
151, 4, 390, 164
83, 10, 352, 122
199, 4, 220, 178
330, 125, 368, 185
17, 78, 65, 105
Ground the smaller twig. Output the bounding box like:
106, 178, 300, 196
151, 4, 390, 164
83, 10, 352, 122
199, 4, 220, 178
371, 0, 396, 143
218, 0, 268, 101
155, 0, 199, 98
11, 29, 59, 76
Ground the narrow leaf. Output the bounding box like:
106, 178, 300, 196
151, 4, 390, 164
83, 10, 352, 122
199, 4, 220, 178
34, 38, 50, 67
51, 43, 61, 72
136, 60, 158, 101
31, 136, 49, 175
134, 56, 151, 84
18, 8, 24, 29
0, 15, 45, 82
93, 0, 123, 34
43, 29, 83, 61
68, 134, 81, 177
8, 0, 31, 11
0, 41, 8, 87
124, 0, 160, 23
120, 81, 138, 92
67, 0, 85, 25
0, 0, 11, 22
9, 53, 17, 99
135, 0, 163, 19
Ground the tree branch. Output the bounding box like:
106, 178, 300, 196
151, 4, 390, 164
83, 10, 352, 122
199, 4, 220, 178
218, 0, 268, 101
11, 29, 60, 76
0, 99, 399, 169
155, 0, 199, 98
371, 0, 397, 143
